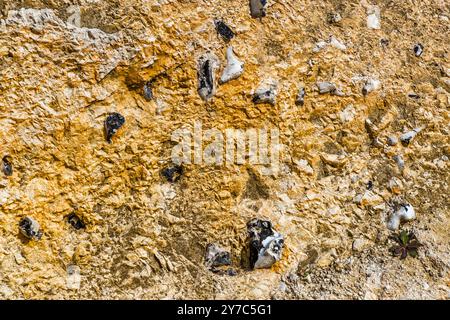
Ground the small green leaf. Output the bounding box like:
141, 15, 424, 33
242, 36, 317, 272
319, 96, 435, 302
399, 230, 409, 246
408, 249, 418, 258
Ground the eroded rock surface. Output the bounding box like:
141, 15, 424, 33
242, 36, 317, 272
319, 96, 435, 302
0, 0, 448, 299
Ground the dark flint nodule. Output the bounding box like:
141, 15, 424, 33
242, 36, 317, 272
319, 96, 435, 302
296, 87, 305, 106
367, 180, 373, 190
104, 112, 125, 143
250, 0, 267, 18
413, 43, 423, 57
143, 81, 153, 101
67, 213, 85, 230
198, 57, 215, 101
161, 165, 183, 183
205, 243, 232, 268
214, 20, 235, 42
247, 218, 284, 269
19, 217, 42, 240
2, 156, 12, 176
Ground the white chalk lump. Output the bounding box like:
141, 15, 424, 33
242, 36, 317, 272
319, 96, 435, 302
252, 79, 278, 105
247, 218, 284, 269
317, 81, 344, 96
220, 47, 244, 84
400, 127, 422, 146
387, 204, 416, 230
362, 78, 381, 95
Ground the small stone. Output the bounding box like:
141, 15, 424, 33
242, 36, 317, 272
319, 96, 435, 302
143, 81, 153, 101
393, 154, 405, 171
327, 12, 342, 24
295, 87, 305, 106
367, 6, 381, 30
220, 46, 244, 84
19, 217, 42, 240
362, 78, 381, 95
400, 128, 422, 146
104, 113, 125, 143
388, 177, 403, 194
2, 156, 13, 176
205, 243, 231, 269
387, 136, 398, 146
198, 53, 219, 101
247, 218, 284, 269
408, 92, 420, 99
387, 203, 416, 230
413, 43, 424, 57
252, 79, 277, 105
67, 213, 85, 230
317, 81, 342, 95
214, 20, 234, 42
250, 0, 267, 19
161, 165, 183, 183
352, 239, 368, 252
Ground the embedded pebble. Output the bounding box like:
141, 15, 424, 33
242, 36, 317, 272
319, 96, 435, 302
2, 156, 13, 176
367, 6, 381, 30
247, 218, 284, 269
214, 20, 234, 42
317, 81, 343, 95
197, 53, 219, 101
327, 12, 342, 24
413, 43, 424, 57
387, 136, 398, 146
362, 78, 381, 95
400, 128, 422, 146
313, 36, 346, 52
220, 46, 244, 84
19, 217, 42, 240
205, 243, 231, 268
143, 81, 153, 101
393, 154, 405, 171
387, 204, 416, 230
295, 87, 305, 106
104, 113, 125, 143
161, 165, 183, 183
250, 0, 267, 19
252, 79, 277, 105
67, 213, 85, 230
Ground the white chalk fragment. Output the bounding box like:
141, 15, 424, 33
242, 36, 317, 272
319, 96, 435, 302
362, 78, 381, 95
387, 204, 416, 230
400, 127, 422, 145
220, 46, 244, 84
367, 6, 381, 30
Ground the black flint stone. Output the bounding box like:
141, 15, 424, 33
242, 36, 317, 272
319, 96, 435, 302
104, 113, 125, 143
211, 251, 231, 267
19, 217, 41, 240
2, 157, 12, 176
67, 213, 85, 230
161, 165, 183, 183
143, 82, 153, 101
198, 58, 214, 100
214, 20, 235, 42
247, 219, 274, 269
413, 43, 423, 57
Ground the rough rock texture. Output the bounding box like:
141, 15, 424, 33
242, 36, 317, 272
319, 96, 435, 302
0, 0, 449, 299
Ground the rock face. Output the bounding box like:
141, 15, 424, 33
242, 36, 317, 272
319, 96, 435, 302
0, 0, 449, 300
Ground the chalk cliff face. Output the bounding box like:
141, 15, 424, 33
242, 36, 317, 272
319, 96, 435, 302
0, 0, 449, 299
